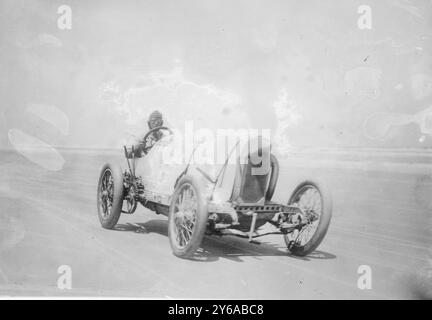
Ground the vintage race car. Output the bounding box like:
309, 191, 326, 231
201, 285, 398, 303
97, 126, 332, 259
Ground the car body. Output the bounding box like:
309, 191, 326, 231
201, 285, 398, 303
97, 127, 332, 258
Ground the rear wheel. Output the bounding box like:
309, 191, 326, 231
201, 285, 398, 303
97, 163, 124, 229
168, 174, 208, 258
284, 181, 332, 256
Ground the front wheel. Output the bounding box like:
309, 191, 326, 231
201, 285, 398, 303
168, 174, 208, 258
97, 163, 124, 229
284, 180, 332, 256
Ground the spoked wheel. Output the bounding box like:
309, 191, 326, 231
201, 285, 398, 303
97, 163, 124, 229
284, 180, 332, 256
168, 174, 208, 258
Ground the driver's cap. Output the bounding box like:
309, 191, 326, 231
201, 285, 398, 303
149, 110, 163, 121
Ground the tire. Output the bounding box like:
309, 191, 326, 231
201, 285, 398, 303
97, 163, 124, 229
284, 180, 332, 256
265, 154, 279, 201
168, 174, 208, 258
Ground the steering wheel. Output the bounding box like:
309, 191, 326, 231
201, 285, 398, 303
141, 126, 173, 154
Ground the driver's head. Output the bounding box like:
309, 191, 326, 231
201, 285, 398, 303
148, 110, 163, 129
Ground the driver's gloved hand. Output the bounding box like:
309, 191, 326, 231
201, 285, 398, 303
153, 130, 163, 141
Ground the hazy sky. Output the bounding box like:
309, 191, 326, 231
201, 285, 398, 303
1, 0, 432, 149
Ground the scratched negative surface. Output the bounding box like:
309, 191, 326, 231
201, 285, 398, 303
0, 0, 431, 299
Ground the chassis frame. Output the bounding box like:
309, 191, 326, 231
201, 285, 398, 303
97, 134, 332, 258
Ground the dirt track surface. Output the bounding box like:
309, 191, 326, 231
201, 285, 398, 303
0, 149, 431, 299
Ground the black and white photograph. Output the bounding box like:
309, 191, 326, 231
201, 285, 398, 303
0, 0, 431, 301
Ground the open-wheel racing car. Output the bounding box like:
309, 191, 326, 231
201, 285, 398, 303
97, 126, 332, 259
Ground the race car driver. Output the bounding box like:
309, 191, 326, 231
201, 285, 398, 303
128, 110, 165, 158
